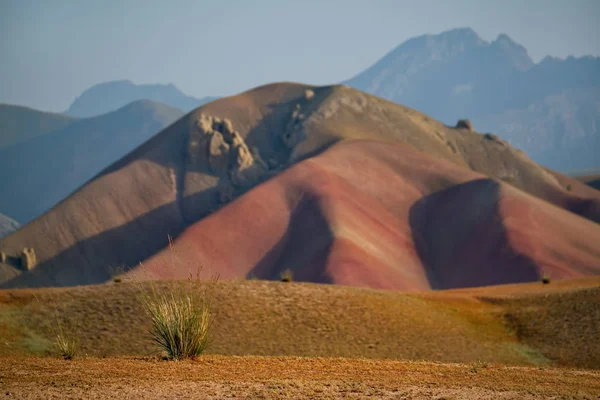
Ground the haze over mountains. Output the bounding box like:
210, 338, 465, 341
1, 82, 599, 289
0, 104, 75, 149
346, 27, 600, 172
66, 80, 217, 118
0, 100, 183, 224
60, 28, 600, 173
0, 214, 19, 238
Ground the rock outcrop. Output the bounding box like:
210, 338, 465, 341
456, 119, 474, 131
191, 114, 268, 184
187, 114, 269, 207
282, 104, 307, 148
20, 248, 37, 270
0, 247, 36, 270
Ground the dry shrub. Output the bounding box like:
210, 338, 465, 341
35, 295, 79, 360
139, 277, 215, 360
52, 320, 78, 360
280, 269, 293, 282
135, 238, 218, 360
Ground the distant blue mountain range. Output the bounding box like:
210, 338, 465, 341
0, 100, 184, 224
66, 80, 217, 118
345, 27, 600, 172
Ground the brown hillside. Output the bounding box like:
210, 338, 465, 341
1, 82, 599, 288
1, 277, 599, 368
135, 140, 600, 290
574, 173, 600, 191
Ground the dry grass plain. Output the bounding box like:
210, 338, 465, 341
0, 277, 599, 398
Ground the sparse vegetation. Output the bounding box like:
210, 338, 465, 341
280, 269, 293, 282
52, 321, 78, 360
109, 265, 127, 284
5, 277, 598, 368
541, 274, 551, 285
33, 295, 79, 360
48, 306, 78, 360
129, 237, 221, 360
138, 276, 215, 361
470, 360, 491, 373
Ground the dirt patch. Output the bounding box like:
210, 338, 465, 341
1, 356, 598, 399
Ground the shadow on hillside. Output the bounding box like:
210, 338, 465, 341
244, 85, 336, 165
246, 191, 335, 284
409, 178, 540, 289
0, 87, 338, 289
1, 182, 339, 289
0, 199, 189, 289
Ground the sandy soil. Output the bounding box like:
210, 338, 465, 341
2, 355, 599, 399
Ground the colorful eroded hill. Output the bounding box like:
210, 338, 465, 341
1, 82, 599, 289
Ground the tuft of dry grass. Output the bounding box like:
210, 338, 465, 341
138, 279, 213, 360
133, 239, 217, 360
34, 295, 78, 360
541, 272, 551, 285
52, 321, 78, 360
280, 269, 293, 282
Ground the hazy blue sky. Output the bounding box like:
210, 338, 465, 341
2, 0, 599, 112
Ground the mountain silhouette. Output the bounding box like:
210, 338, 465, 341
345, 27, 600, 172
66, 80, 216, 117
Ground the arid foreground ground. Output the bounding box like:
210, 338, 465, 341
2, 355, 599, 399
1, 277, 599, 398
